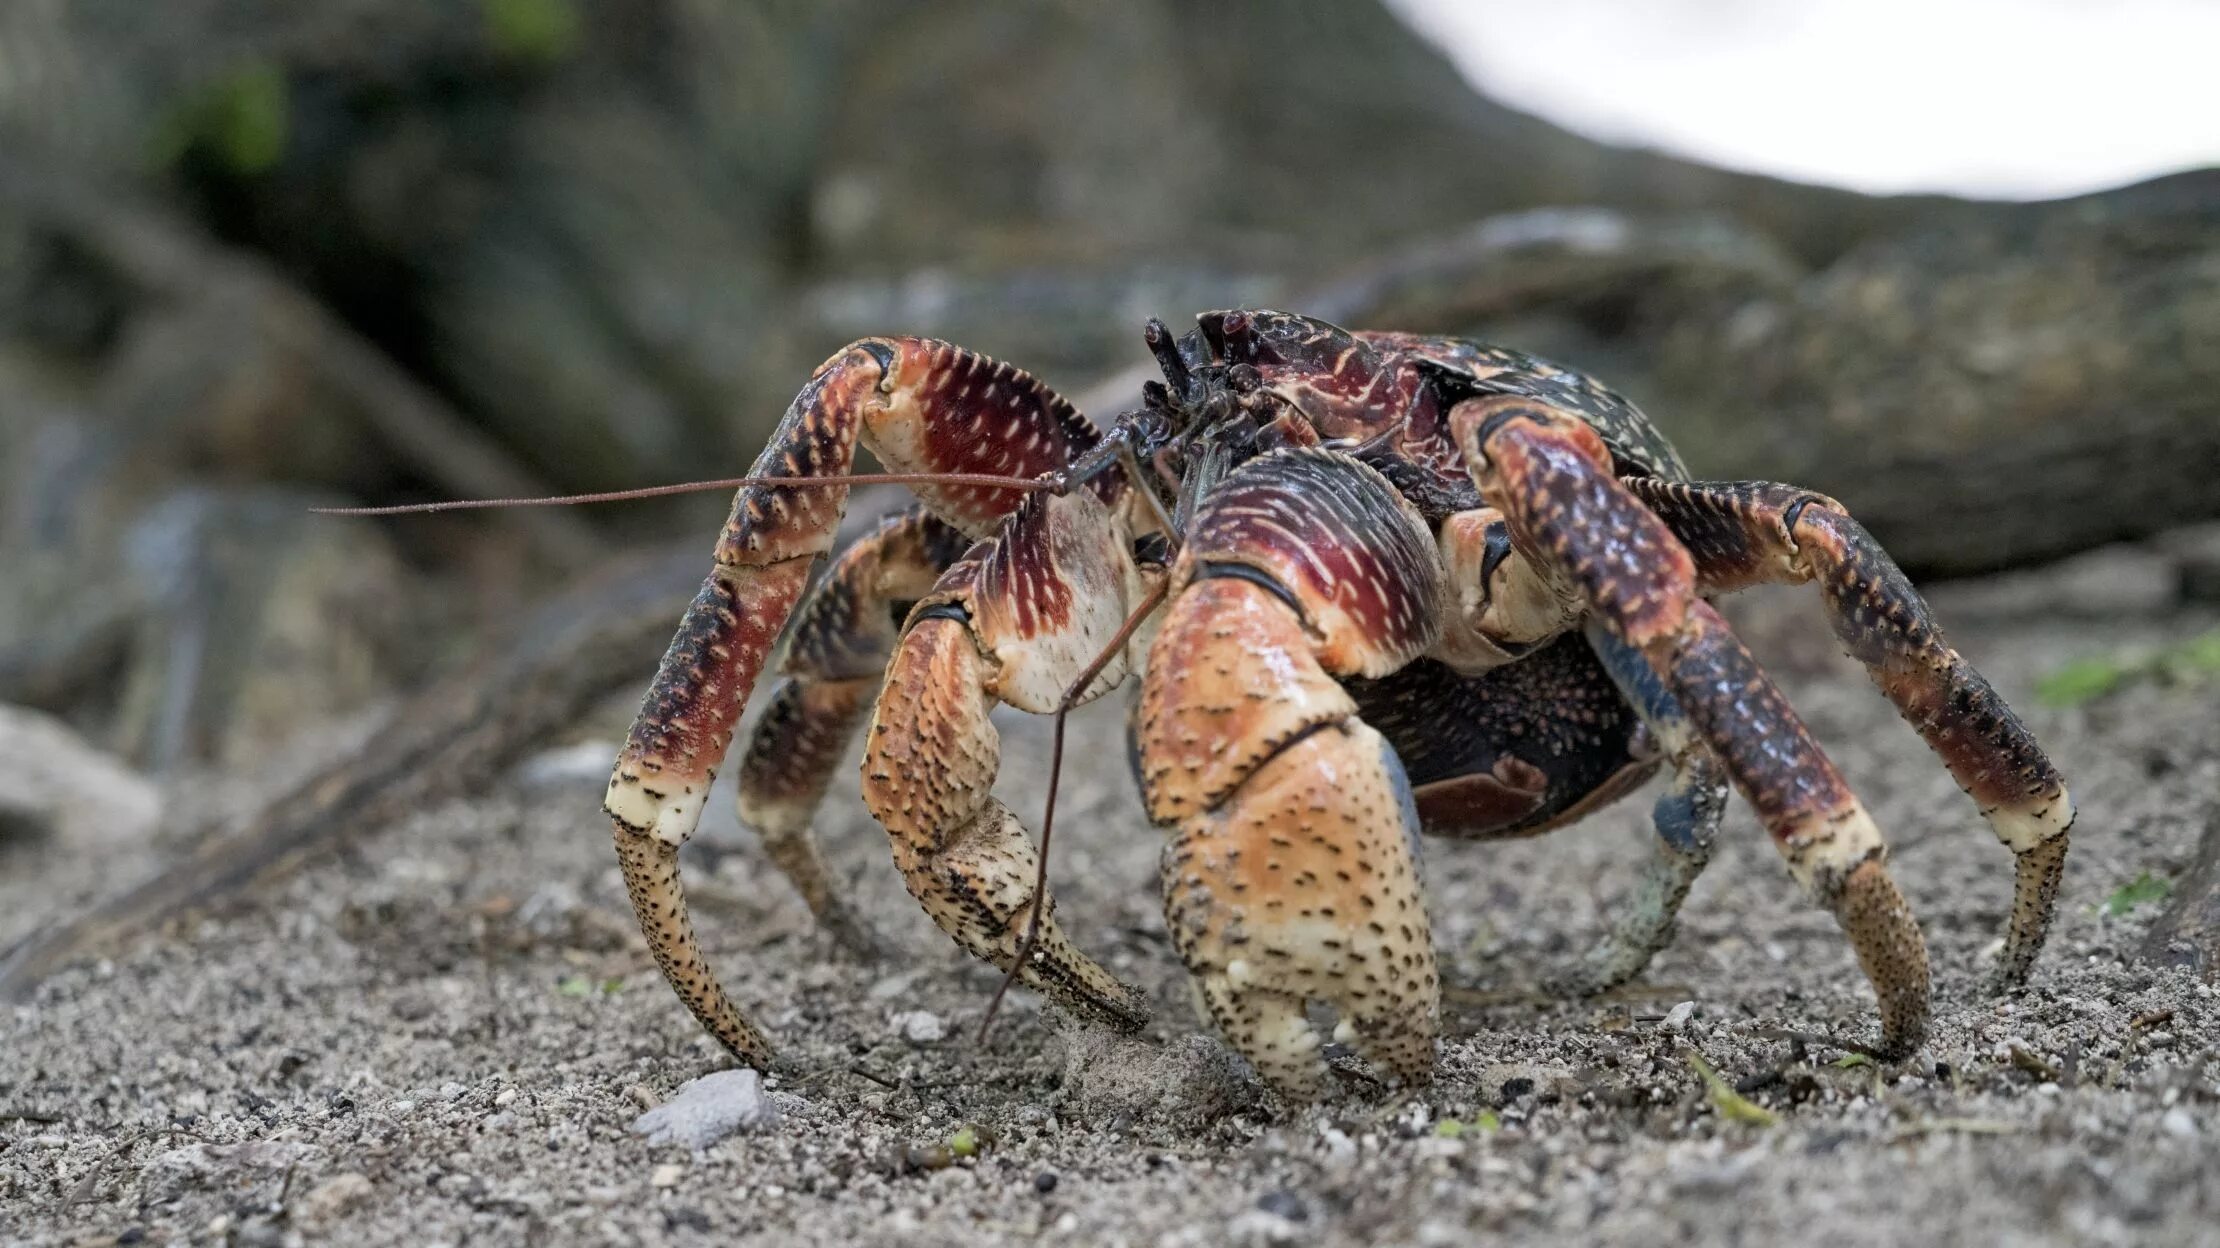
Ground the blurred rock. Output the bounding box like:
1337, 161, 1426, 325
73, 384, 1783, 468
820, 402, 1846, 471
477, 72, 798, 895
0, 705, 159, 851
0, 483, 426, 771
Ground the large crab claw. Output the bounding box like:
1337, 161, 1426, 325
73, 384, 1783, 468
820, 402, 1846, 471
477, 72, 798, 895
1136, 448, 1445, 1097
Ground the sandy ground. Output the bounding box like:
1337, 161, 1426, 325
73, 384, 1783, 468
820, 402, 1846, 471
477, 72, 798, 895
4, 539, 2218, 1247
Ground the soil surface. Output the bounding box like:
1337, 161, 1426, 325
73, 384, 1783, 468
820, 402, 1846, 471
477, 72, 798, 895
5, 539, 2218, 1247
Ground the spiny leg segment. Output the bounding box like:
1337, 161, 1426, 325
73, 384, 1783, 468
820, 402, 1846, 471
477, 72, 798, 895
604, 336, 1102, 1066
1458, 399, 1933, 1056
1625, 477, 2074, 987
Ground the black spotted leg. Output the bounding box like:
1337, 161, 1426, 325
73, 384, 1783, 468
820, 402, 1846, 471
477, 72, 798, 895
858, 486, 1155, 1032
734, 509, 974, 957
606, 338, 1101, 1066
1625, 477, 2074, 987
1136, 449, 1446, 1098
1456, 399, 1933, 1056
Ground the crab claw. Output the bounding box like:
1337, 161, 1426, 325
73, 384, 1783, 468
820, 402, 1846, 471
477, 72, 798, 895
1159, 710, 1439, 1099
1141, 569, 1440, 1097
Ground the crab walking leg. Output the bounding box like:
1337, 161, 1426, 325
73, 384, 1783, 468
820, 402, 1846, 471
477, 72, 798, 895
606, 337, 1101, 1065
1424, 506, 1724, 990
1557, 624, 1730, 992
1625, 477, 2074, 987
1137, 449, 1446, 1097
735, 509, 974, 956
1457, 400, 1932, 1056
860, 486, 1154, 1031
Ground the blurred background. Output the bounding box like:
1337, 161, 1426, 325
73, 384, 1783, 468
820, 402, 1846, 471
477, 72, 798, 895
0, 0, 2213, 824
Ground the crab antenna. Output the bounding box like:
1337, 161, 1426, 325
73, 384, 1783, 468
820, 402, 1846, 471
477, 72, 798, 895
309, 472, 1059, 517
1143, 318, 1196, 403
978, 575, 1172, 1041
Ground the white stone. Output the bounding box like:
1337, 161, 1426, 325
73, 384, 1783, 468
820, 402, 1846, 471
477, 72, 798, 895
892, 1010, 947, 1044
631, 1069, 780, 1150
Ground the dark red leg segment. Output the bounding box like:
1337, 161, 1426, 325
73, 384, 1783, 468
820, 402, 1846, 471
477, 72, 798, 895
1626, 477, 2074, 987
1457, 399, 1932, 1056
605, 338, 1098, 1066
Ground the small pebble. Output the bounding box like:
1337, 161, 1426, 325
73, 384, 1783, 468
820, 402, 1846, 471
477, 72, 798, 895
292, 1173, 374, 1232
1035, 1171, 1059, 1194
2162, 1108, 2198, 1139
891, 1010, 947, 1044
1320, 1127, 1358, 1173
1256, 1189, 1309, 1222
1663, 1001, 1697, 1031
651, 1163, 685, 1188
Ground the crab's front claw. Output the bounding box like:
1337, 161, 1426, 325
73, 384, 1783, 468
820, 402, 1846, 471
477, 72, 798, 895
1159, 714, 1440, 1099
1136, 448, 1449, 1098
860, 484, 1160, 1034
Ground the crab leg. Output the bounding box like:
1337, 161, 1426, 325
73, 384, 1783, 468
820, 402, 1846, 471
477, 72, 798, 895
1418, 505, 1728, 992
1137, 448, 1445, 1097
1457, 399, 1932, 1056
859, 486, 1154, 1031
734, 509, 974, 957
1624, 477, 2074, 987
606, 338, 1100, 1066
1564, 624, 1729, 993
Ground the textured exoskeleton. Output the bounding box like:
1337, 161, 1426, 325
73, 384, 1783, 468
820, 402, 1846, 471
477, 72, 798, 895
603, 310, 2073, 1098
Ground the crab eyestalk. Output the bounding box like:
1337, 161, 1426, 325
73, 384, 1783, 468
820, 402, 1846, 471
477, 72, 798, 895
1144, 317, 1198, 403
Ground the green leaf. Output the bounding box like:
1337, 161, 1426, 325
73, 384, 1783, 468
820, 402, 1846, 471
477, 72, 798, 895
2038, 628, 2220, 707
1685, 1050, 1778, 1127
481, 0, 581, 63
1831, 1052, 1874, 1069
2102, 872, 2171, 917
150, 62, 289, 174
556, 974, 594, 997
2163, 629, 2220, 676
947, 1126, 979, 1157
2036, 658, 2131, 708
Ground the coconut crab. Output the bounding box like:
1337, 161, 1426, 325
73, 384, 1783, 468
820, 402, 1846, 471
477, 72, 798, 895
600, 309, 2074, 1098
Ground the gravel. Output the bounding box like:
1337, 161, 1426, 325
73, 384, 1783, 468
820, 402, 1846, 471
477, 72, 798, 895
4, 543, 2218, 1246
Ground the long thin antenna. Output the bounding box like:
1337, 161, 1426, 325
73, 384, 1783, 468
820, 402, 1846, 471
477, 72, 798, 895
977, 575, 1171, 1041
311, 472, 1059, 517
